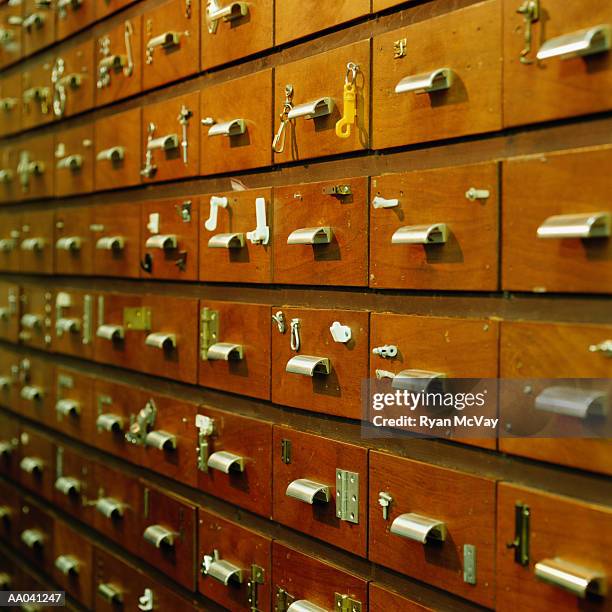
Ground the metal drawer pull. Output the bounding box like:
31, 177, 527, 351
0, 238, 15, 251
56, 399, 80, 417
55, 476, 80, 496
0, 572, 10, 589
0, 376, 11, 390
21, 313, 42, 329
0, 440, 13, 456
145, 332, 176, 350
384, 368, 446, 394
55, 554, 79, 576
56, 154, 83, 171
535, 558, 606, 598
145, 234, 178, 250
144, 429, 177, 451
391, 513, 447, 544
287, 226, 333, 245
537, 212, 610, 239
0, 27, 15, 42
205, 558, 243, 585
0, 169, 13, 183
0, 307, 8, 320
287, 601, 327, 612
20, 237, 45, 251
21, 529, 44, 549
56, 317, 81, 334
97, 583, 123, 604
392, 223, 448, 245
208, 450, 245, 474
22, 12, 45, 29
287, 97, 334, 120
535, 387, 607, 419
208, 233, 245, 249
0, 97, 17, 111
56, 236, 82, 251
206, 0, 249, 34
99, 54, 127, 71
143, 525, 177, 549
147, 31, 181, 52
21, 386, 43, 401
96, 236, 125, 251
372, 195, 399, 209
0, 505, 11, 519
147, 133, 179, 151
57, 0, 82, 17
537, 24, 610, 61
20, 456, 43, 474
286, 355, 331, 377
96, 413, 124, 433
395, 68, 453, 95
23, 86, 49, 105
208, 118, 246, 138
286, 479, 331, 504
96, 146, 125, 162
590, 340, 612, 357
206, 342, 244, 361
95, 497, 124, 519
96, 324, 124, 341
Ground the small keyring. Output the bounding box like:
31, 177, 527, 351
345, 62, 359, 85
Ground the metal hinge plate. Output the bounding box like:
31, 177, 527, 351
123, 307, 151, 331
463, 544, 477, 584
336, 469, 359, 524
275, 587, 294, 612
281, 438, 291, 464
200, 307, 219, 360
335, 593, 362, 612
247, 564, 265, 611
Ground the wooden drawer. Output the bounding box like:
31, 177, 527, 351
53, 124, 94, 197
370, 163, 499, 290
271, 306, 369, 418
54, 367, 93, 442
502, 147, 612, 294
200, 70, 273, 174
199, 187, 273, 283
273, 177, 368, 286
0, 281, 20, 343
0, 145, 20, 203
369, 452, 496, 606
18, 499, 54, 573
142, 0, 199, 90
273, 40, 371, 162
372, 1, 502, 149
21, 54, 53, 129
196, 406, 273, 516
22, 0, 55, 56
18, 426, 55, 501
56, 0, 95, 40
52, 289, 94, 359
92, 202, 140, 277
0, 345, 20, 411
273, 542, 369, 612
19, 209, 54, 273
0, 210, 21, 271
0, 479, 20, 546
498, 483, 612, 611
52, 520, 93, 608
276, 0, 370, 45
141, 91, 200, 183
273, 426, 368, 556
95, 0, 136, 20
198, 300, 271, 400
370, 313, 499, 449
17, 354, 55, 425
52, 444, 93, 523
17, 134, 54, 201
94, 108, 142, 190
19, 285, 53, 350
198, 509, 272, 611
370, 583, 446, 612
0, 72, 22, 136
95, 18, 142, 106
54, 40, 94, 118
54, 208, 93, 274
138, 485, 197, 590
500, 320, 612, 475
0, 411, 19, 483
0, 2, 23, 68
504, 0, 612, 127
140, 197, 199, 280
373, 0, 408, 9
201, 0, 272, 69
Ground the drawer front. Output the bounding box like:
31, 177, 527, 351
19, 286, 53, 350
19, 209, 54, 274
94, 108, 143, 190
0, 3, 22, 68
201, 0, 273, 69
370, 313, 499, 449
52, 520, 93, 608
200, 69, 273, 174
18, 499, 54, 572
54, 207, 93, 274
92, 202, 141, 277
370, 163, 499, 290
369, 583, 437, 612
503, 0, 612, 127
54, 40, 95, 118
0, 478, 20, 545
54, 367, 93, 442
276, 0, 370, 45
372, 0, 407, 9
140, 197, 199, 281
0, 281, 20, 343
18, 426, 55, 501
52, 444, 93, 523
271, 306, 369, 418
199, 188, 273, 283
0, 146, 21, 203
0, 411, 20, 483
22, 0, 55, 56
54, 124, 95, 197
52, 289, 94, 359
372, 1, 502, 149
17, 354, 55, 425
502, 147, 612, 294
142, 0, 199, 90
141, 91, 200, 183
95, 18, 142, 106
0, 72, 22, 136
196, 406, 273, 516
17, 134, 55, 201
56, 0, 95, 40
369, 452, 496, 606
198, 300, 271, 400
497, 483, 612, 611
500, 320, 612, 475
0, 210, 21, 271
273, 39, 371, 162
21, 55, 53, 129
95, 0, 135, 20
198, 509, 272, 610
0, 345, 21, 411
272, 426, 368, 556
273, 177, 368, 286
273, 542, 369, 611
139, 485, 197, 590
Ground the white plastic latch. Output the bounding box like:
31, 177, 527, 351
330, 321, 352, 343
147, 213, 159, 234
372, 196, 399, 209
205, 196, 229, 231
246, 197, 269, 245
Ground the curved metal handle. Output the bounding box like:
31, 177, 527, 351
21, 528, 44, 549
55, 236, 82, 251
590, 340, 612, 357
0, 97, 17, 111
207, 118, 246, 137
99, 54, 127, 71
56, 398, 80, 417
286, 355, 331, 377
96, 324, 124, 341
21, 313, 42, 329
97, 583, 123, 605
287, 601, 327, 612
537, 24, 610, 61
206, 0, 249, 34
147, 134, 179, 151
55, 554, 80, 576
144, 429, 177, 451
56, 317, 81, 334
535, 557, 607, 598
0, 238, 16, 251
390, 512, 447, 544
537, 212, 610, 239
21, 385, 44, 401
55, 476, 81, 496
96, 236, 125, 251
0, 572, 10, 590
145, 332, 177, 350
147, 31, 181, 51
206, 342, 244, 361
535, 387, 607, 419
20, 237, 45, 251
56, 154, 83, 171
286, 478, 331, 504
0, 169, 13, 184
391, 223, 448, 245
20, 456, 43, 474
395, 68, 453, 94
95, 497, 124, 519
0, 440, 14, 456
287, 97, 334, 120
287, 226, 333, 245
207, 233, 245, 249
143, 524, 177, 549
96, 412, 124, 433
388, 369, 446, 394
207, 450, 245, 474
145, 234, 178, 250
96, 146, 125, 162
202, 551, 243, 585
22, 12, 45, 29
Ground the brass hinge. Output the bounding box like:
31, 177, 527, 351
247, 564, 265, 611
335, 593, 362, 612
123, 307, 151, 331
336, 469, 359, 524
199, 307, 219, 360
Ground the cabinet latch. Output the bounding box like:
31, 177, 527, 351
200, 307, 219, 360
506, 501, 530, 566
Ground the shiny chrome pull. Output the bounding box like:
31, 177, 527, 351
0, 440, 13, 456
21, 528, 44, 549
144, 332, 177, 350
535, 558, 607, 598
287, 226, 333, 245
207, 233, 245, 249
56, 317, 81, 334
144, 430, 177, 451
97, 583, 123, 605
207, 450, 245, 473
20, 456, 43, 474
143, 525, 177, 549
96, 413, 124, 433
392, 223, 448, 244
535, 387, 607, 419
206, 0, 249, 34
20, 385, 44, 401
376, 368, 446, 394
286, 355, 331, 377
57, 0, 82, 18
96, 236, 125, 251
55, 476, 81, 496
99, 54, 127, 72
0, 238, 16, 251
202, 549, 243, 585
206, 342, 244, 361
537, 24, 610, 61
537, 212, 610, 239
55, 554, 79, 576
287, 601, 327, 612
590, 340, 612, 357
286, 479, 330, 504
390, 513, 447, 544
95, 497, 124, 519
207, 118, 246, 137
96, 324, 124, 341
55, 236, 82, 251
287, 97, 334, 120
145, 234, 178, 250
147, 133, 179, 151
22, 12, 45, 29
147, 31, 181, 58
56, 154, 83, 171
20, 237, 45, 251
96, 146, 125, 162
21, 313, 42, 329
0, 572, 10, 589
0, 97, 17, 112
395, 68, 453, 94
56, 398, 80, 417
0, 169, 13, 183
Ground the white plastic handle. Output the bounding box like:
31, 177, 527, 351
245, 197, 270, 245
204, 196, 229, 232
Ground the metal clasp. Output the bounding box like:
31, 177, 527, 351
272, 84, 294, 154
517, 0, 540, 64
